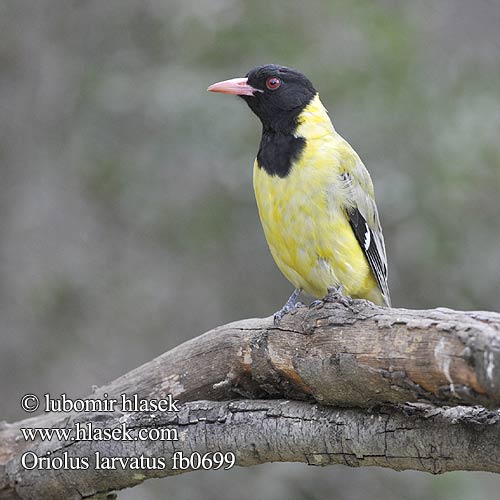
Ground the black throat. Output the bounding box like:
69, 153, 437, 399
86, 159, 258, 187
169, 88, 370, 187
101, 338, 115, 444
256, 131, 306, 178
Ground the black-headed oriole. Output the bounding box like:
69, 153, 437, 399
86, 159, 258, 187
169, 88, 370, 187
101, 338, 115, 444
208, 64, 390, 324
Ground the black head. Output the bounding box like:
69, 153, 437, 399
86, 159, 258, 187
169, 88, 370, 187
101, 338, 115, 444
242, 64, 316, 133
208, 64, 317, 134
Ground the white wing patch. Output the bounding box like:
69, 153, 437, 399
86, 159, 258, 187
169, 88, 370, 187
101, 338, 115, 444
363, 222, 371, 251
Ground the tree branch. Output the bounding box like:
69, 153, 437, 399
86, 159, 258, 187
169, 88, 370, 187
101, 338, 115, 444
1, 301, 500, 499
1, 401, 499, 499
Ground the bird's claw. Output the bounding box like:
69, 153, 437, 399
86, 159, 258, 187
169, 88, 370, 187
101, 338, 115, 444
325, 285, 352, 307
273, 304, 296, 326
273, 289, 303, 326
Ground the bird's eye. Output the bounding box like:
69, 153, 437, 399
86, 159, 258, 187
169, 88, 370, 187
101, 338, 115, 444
266, 77, 281, 90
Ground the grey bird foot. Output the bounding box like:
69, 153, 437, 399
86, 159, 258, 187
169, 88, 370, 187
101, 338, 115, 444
273, 303, 299, 326
273, 288, 302, 326
325, 285, 352, 307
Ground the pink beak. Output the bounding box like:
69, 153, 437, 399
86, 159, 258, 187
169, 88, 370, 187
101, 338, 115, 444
207, 77, 261, 96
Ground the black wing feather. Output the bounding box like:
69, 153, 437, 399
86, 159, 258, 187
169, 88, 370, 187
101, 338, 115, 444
346, 206, 390, 305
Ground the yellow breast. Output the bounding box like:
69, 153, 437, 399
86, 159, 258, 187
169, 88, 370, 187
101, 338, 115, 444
253, 96, 379, 300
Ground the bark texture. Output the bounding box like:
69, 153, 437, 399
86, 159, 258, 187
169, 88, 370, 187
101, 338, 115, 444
1, 300, 500, 499
1, 401, 499, 500
98, 300, 500, 408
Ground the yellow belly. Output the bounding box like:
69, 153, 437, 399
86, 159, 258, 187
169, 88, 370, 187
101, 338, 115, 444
253, 156, 380, 302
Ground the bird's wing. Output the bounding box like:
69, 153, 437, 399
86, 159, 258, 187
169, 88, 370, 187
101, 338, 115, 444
339, 158, 391, 307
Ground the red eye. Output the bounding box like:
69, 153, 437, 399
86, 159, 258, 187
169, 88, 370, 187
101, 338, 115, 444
266, 77, 281, 90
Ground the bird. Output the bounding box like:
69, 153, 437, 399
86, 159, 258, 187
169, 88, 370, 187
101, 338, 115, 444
208, 64, 390, 325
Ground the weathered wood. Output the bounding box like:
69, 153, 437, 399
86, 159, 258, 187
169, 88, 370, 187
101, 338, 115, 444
2, 301, 500, 462
1, 300, 499, 499
94, 300, 500, 407
1, 401, 499, 499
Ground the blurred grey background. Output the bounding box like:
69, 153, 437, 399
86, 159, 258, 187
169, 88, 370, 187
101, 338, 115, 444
1, 0, 500, 498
